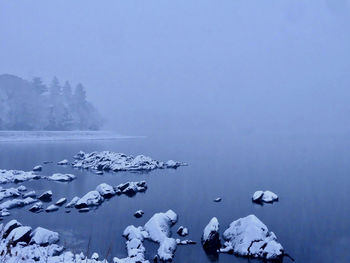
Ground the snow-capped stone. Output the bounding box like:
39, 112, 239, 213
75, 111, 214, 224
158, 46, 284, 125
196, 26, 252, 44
48, 173, 76, 182
134, 210, 144, 218
23, 190, 36, 198
3, 219, 22, 238
38, 190, 52, 202
33, 165, 42, 172
30, 227, 59, 246
144, 210, 178, 261
0, 197, 36, 210
6, 226, 32, 245
0, 186, 21, 201
65, 196, 80, 208
220, 214, 284, 260
176, 239, 196, 245
0, 209, 10, 217
252, 190, 278, 203
78, 207, 90, 213
17, 185, 27, 191
177, 226, 188, 236
75, 191, 104, 209
96, 183, 115, 197
91, 252, 99, 260
29, 202, 43, 213
116, 181, 147, 196
0, 169, 41, 184
202, 217, 221, 251
55, 198, 67, 206
57, 159, 69, 165
214, 197, 222, 202
45, 204, 59, 212
72, 150, 186, 172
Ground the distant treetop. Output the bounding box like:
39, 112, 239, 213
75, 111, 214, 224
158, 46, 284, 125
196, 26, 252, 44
0, 74, 103, 131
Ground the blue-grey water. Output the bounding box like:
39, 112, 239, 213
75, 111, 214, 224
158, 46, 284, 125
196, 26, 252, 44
0, 131, 349, 263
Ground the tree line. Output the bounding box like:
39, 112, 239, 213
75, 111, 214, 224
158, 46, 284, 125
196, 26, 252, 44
0, 74, 103, 130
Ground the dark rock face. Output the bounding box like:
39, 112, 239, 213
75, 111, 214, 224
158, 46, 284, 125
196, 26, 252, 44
202, 217, 221, 253
38, 191, 52, 202
3, 219, 22, 239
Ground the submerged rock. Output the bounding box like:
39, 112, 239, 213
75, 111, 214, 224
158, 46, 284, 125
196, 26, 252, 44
252, 190, 279, 204
75, 191, 104, 209
48, 173, 76, 182
33, 165, 42, 172
220, 214, 284, 260
38, 190, 53, 202
202, 217, 221, 252
72, 150, 186, 172
0, 169, 41, 184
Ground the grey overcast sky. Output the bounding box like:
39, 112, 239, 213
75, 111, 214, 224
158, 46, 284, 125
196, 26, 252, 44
0, 0, 350, 135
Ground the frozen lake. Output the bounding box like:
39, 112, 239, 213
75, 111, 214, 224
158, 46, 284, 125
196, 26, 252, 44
0, 131, 349, 262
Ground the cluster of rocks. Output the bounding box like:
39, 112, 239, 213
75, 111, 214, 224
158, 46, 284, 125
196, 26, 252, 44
114, 210, 195, 263
72, 151, 186, 173
252, 190, 279, 204
202, 215, 284, 261
0, 219, 108, 263
0, 169, 41, 184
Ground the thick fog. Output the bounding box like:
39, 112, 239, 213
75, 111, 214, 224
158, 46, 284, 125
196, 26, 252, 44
0, 0, 349, 135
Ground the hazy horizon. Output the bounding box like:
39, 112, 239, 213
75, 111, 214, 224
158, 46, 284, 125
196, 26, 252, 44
1, 0, 350, 135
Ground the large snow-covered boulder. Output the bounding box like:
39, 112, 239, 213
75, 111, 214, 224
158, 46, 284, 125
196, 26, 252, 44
220, 214, 284, 260
72, 151, 186, 172
6, 226, 32, 245
252, 190, 279, 204
3, 219, 22, 238
0, 186, 22, 201
75, 191, 104, 209
0, 197, 36, 210
0, 169, 41, 184
48, 173, 76, 182
202, 217, 221, 251
96, 183, 115, 197
33, 165, 42, 172
30, 227, 59, 246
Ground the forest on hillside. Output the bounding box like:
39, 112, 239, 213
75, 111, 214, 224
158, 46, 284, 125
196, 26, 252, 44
0, 74, 103, 131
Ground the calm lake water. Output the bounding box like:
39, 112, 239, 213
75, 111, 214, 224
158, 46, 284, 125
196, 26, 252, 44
0, 131, 349, 263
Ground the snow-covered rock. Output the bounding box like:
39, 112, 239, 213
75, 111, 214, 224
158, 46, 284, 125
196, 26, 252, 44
29, 202, 43, 213
65, 196, 80, 208
213, 197, 222, 202
177, 226, 188, 236
30, 227, 59, 246
202, 217, 221, 251
38, 190, 53, 202
116, 181, 147, 196
252, 190, 279, 204
176, 239, 196, 245
0, 197, 36, 210
55, 198, 67, 206
33, 165, 42, 172
48, 173, 76, 182
72, 151, 186, 172
220, 214, 284, 260
75, 191, 104, 209
18, 185, 27, 191
144, 210, 178, 261
0, 186, 22, 201
57, 159, 69, 165
0, 209, 10, 217
3, 220, 22, 238
96, 183, 115, 197
134, 210, 144, 218
6, 226, 32, 245
45, 204, 59, 212
0, 169, 41, 184
23, 190, 36, 198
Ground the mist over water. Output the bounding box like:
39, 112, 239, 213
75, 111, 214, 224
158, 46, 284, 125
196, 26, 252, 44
1, 0, 349, 135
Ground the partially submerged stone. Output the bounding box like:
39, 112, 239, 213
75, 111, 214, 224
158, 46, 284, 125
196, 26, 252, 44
134, 210, 144, 218
213, 197, 222, 202
38, 190, 53, 202
30, 227, 59, 246
252, 190, 279, 204
202, 217, 221, 252
48, 173, 76, 182
96, 183, 115, 198
29, 202, 43, 213
57, 159, 69, 165
6, 226, 32, 245
0, 197, 36, 210
177, 226, 189, 236
46, 204, 59, 212
55, 198, 67, 206
33, 165, 42, 172
0, 169, 41, 184
65, 196, 80, 208
220, 214, 284, 260
75, 191, 104, 209
116, 181, 147, 196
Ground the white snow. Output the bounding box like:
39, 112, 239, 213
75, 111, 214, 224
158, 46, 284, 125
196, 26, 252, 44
30, 227, 59, 246
48, 173, 76, 182
72, 151, 186, 172
0, 169, 41, 184
220, 214, 284, 260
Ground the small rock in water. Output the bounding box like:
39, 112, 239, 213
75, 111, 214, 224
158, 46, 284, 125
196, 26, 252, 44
177, 226, 189, 236
57, 159, 69, 165
252, 190, 278, 204
134, 210, 144, 218
38, 190, 53, 202
23, 190, 36, 198
29, 202, 43, 213
176, 239, 196, 245
17, 185, 27, 191
78, 207, 90, 213
213, 197, 222, 202
1, 209, 10, 217
45, 204, 59, 212
48, 173, 76, 182
65, 196, 80, 208
33, 165, 42, 172
55, 198, 67, 206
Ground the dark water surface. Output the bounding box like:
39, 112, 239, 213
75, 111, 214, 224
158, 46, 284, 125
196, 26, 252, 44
0, 131, 349, 263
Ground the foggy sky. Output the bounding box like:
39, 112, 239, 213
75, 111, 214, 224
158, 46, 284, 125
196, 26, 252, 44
1, 0, 350, 135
